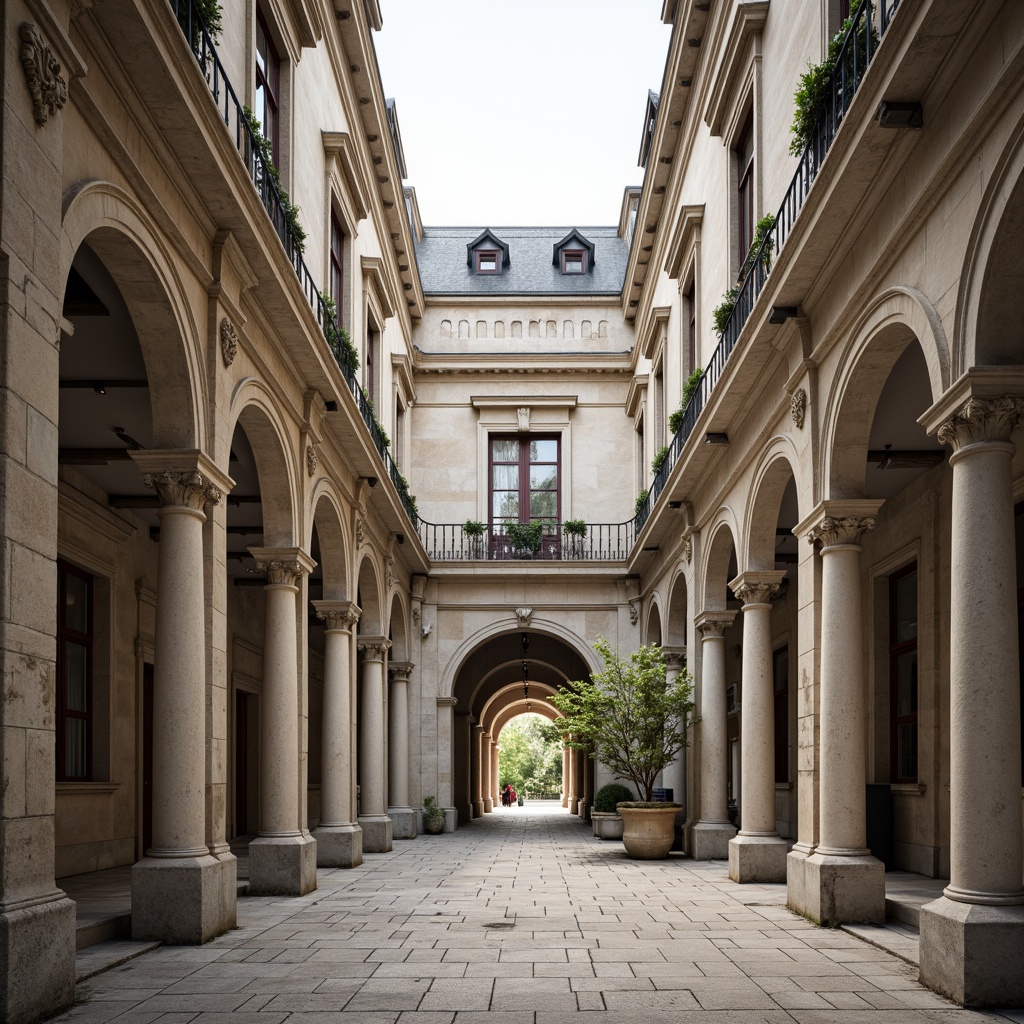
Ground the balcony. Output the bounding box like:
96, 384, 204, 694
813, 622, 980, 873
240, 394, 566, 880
417, 521, 636, 562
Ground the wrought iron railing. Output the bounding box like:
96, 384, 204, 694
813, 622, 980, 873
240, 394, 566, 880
167, 0, 419, 526
418, 522, 636, 562
634, 0, 900, 533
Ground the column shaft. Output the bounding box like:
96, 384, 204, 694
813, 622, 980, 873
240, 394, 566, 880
473, 724, 485, 816
358, 640, 392, 851
482, 733, 493, 811
700, 635, 729, 822
388, 664, 416, 838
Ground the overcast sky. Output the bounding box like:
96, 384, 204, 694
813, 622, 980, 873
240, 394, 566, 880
373, 1, 671, 227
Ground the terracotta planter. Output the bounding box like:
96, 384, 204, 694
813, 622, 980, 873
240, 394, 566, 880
617, 805, 680, 859
591, 811, 624, 840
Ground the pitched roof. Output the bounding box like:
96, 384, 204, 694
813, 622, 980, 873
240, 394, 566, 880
416, 226, 628, 295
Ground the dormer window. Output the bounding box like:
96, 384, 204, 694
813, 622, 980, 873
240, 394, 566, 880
561, 250, 586, 274
476, 250, 500, 274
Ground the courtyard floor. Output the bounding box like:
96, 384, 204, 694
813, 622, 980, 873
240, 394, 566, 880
59, 800, 1023, 1024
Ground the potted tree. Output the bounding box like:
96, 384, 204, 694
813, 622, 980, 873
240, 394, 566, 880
506, 520, 543, 558
551, 638, 693, 859
591, 782, 635, 840
562, 518, 587, 559
463, 519, 486, 558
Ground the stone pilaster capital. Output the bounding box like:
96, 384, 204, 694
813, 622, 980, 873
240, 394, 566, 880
388, 661, 414, 683
249, 546, 316, 586
695, 610, 737, 639
795, 499, 884, 550
130, 450, 234, 512
729, 570, 787, 607
661, 645, 687, 670
437, 696, 457, 708
936, 396, 1024, 455
357, 636, 391, 661
313, 599, 360, 631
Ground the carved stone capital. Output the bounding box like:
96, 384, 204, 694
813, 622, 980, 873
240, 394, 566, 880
808, 515, 876, 549
219, 318, 238, 367
142, 468, 222, 512
313, 600, 359, 632
249, 546, 315, 586
20, 23, 68, 127
388, 661, 414, 683
662, 646, 687, 670
436, 696, 457, 708
729, 570, 787, 607
357, 637, 391, 661
936, 396, 1024, 454
696, 611, 737, 639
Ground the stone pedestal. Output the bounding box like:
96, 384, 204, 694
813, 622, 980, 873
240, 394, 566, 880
918, 391, 1024, 1005
248, 548, 317, 895
728, 574, 788, 883
132, 458, 238, 935
692, 612, 737, 859
358, 638, 393, 852
787, 505, 884, 925
312, 601, 362, 868
388, 662, 416, 839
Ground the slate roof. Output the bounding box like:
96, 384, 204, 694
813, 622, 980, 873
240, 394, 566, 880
415, 226, 629, 295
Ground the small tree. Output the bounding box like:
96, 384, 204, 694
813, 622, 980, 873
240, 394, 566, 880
550, 638, 693, 802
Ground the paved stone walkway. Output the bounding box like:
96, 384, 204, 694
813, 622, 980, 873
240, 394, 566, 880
59, 801, 1020, 1024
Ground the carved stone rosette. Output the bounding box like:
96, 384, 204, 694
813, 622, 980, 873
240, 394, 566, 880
697, 615, 734, 639
732, 580, 782, 606
20, 23, 68, 127
936, 396, 1024, 453
388, 661, 414, 683
255, 559, 306, 587
790, 388, 807, 429
358, 638, 391, 661
144, 469, 223, 511
808, 515, 875, 549
314, 601, 359, 632
219, 318, 238, 367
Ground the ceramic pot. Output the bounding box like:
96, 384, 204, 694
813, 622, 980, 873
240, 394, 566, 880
617, 805, 680, 859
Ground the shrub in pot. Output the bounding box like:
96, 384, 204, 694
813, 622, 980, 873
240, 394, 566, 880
422, 795, 446, 834
463, 519, 486, 558
591, 782, 635, 840
562, 518, 587, 558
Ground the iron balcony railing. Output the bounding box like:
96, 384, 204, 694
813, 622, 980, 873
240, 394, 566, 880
418, 522, 636, 562
634, 0, 900, 533
168, 0, 419, 526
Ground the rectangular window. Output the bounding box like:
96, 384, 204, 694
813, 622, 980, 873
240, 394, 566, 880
773, 645, 789, 784
561, 250, 586, 274
475, 250, 499, 274
686, 285, 696, 375
255, 10, 281, 164
889, 564, 918, 783
366, 316, 379, 403
330, 212, 344, 312
736, 115, 755, 274
57, 560, 93, 781
489, 435, 560, 531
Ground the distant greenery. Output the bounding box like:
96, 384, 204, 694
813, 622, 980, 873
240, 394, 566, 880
498, 714, 564, 794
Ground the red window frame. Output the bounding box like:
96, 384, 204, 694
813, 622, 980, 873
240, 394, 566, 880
255, 9, 281, 165
773, 645, 789, 784
736, 115, 755, 273
560, 249, 586, 274
489, 435, 561, 530
889, 563, 918, 784
330, 212, 344, 311
57, 559, 93, 781
475, 250, 500, 275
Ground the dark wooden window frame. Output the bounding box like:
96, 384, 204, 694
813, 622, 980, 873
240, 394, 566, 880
736, 113, 755, 273
488, 434, 561, 530
560, 249, 587, 274
330, 211, 344, 312
57, 558, 93, 781
475, 250, 500, 275
255, 8, 281, 165
889, 562, 919, 784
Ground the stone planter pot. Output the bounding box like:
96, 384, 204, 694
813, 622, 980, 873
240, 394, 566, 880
617, 805, 681, 859
424, 815, 445, 834
591, 811, 624, 840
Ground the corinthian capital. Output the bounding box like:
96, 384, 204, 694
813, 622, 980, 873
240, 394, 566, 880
313, 600, 360, 631
358, 637, 391, 661
936, 396, 1024, 453
729, 570, 786, 607
248, 546, 315, 587
144, 469, 222, 511
388, 661, 414, 683
808, 515, 875, 549
696, 611, 736, 639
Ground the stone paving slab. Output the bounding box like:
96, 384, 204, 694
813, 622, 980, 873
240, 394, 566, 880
56, 802, 1020, 1023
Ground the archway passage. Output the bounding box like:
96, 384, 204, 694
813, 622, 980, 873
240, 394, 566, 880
451, 629, 592, 826
495, 713, 564, 806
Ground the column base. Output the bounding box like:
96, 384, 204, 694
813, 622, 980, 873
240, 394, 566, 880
786, 849, 884, 926
389, 807, 417, 839
484, 797, 494, 812
577, 799, 590, 820
690, 820, 737, 860
358, 814, 393, 852
729, 833, 788, 883
313, 823, 363, 868
247, 834, 317, 896
0, 890, 76, 1024
443, 808, 457, 832
473, 799, 484, 817
561, 793, 569, 807
919, 896, 1024, 1006
132, 852, 237, 941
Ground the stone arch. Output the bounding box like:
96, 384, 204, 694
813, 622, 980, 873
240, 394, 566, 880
645, 599, 663, 645
821, 289, 948, 500
956, 116, 1024, 372
228, 380, 299, 547
482, 680, 561, 735
469, 657, 571, 716
309, 485, 351, 601
61, 179, 205, 449
700, 512, 740, 612
355, 553, 384, 635
388, 591, 410, 662
742, 439, 803, 573
440, 616, 601, 700
665, 569, 689, 647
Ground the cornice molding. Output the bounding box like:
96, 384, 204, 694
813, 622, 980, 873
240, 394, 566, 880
663, 204, 705, 281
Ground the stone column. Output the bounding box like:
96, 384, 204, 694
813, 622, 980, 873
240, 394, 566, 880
691, 612, 738, 859
311, 601, 362, 868
578, 753, 591, 819
436, 697, 457, 829
491, 741, 500, 808
482, 732, 494, 811
728, 573, 788, 883
357, 638, 393, 851
129, 457, 237, 940
562, 746, 570, 807
472, 724, 486, 817
919, 392, 1024, 1006
247, 548, 317, 895
788, 503, 884, 925
662, 648, 687, 848
388, 662, 416, 838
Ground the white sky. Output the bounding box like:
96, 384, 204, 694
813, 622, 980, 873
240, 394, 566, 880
373, 1, 671, 227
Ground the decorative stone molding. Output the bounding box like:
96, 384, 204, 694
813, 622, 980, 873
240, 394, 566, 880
355, 516, 365, 546
385, 556, 395, 589
628, 601, 639, 626
254, 559, 306, 586
514, 607, 533, 626
219, 318, 238, 367
729, 571, 787, 607
517, 406, 530, 432
358, 638, 391, 660
790, 388, 806, 429
388, 661, 414, 683
936, 396, 1024, 453
20, 23, 68, 127
808, 515, 876, 549
305, 443, 319, 477
144, 469, 222, 511
696, 613, 736, 639
436, 696, 458, 707
683, 529, 693, 563
313, 600, 360, 632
